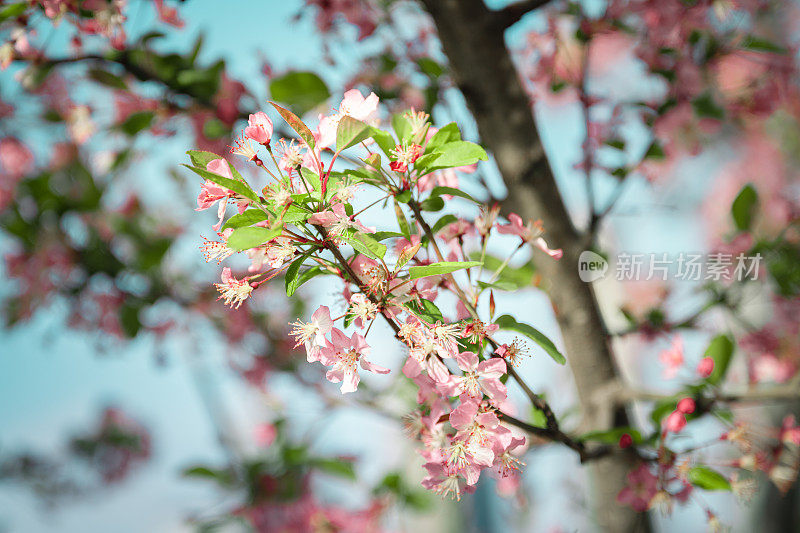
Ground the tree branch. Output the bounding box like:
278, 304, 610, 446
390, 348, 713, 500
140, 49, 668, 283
494, 0, 553, 29
418, 1, 647, 530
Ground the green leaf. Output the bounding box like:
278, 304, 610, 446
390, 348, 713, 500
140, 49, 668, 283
692, 92, 725, 120
269, 71, 330, 116
404, 299, 443, 324
281, 205, 311, 224
222, 209, 269, 230
343, 232, 387, 260
704, 334, 734, 385
394, 190, 412, 203
425, 123, 461, 152
285, 254, 309, 296
495, 314, 566, 365
419, 196, 444, 212
421, 141, 487, 172
416, 57, 444, 78
182, 164, 260, 204
731, 183, 758, 232
370, 129, 397, 157
182, 465, 235, 486
88, 69, 128, 90
430, 186, 479, 204
650, 398, 678, 426
391, 113, 413, 143
740, 35, 786, 54
644, 141, 665, 160
202, 117, 229, 139
530, 407, 548, 428
408, 261, 481, 279
688, 466, 731, 491
120, 111, 155, 136
0, 2, 26, 23
310, 458, 356, 480
270, 102, 316, 151
187, 150, 221, 168
579, 428, 642, 444
336, 116, 374, 152
226, 226, 281, 251
477, 280, 519, 292
372, 231, 404, 241
430, 214, 458, 235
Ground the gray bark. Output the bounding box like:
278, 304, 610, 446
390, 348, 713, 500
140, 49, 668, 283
419, 0, 648, 530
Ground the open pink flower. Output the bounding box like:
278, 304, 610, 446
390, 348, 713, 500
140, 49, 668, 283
196, 158, 234, 230
447, 399, 500, 472
317, 89, 379, 148
497, 213, 562, 259
289, 305, 333, 362
449, 351, 507, 401
245, 111, 273, 145
421, 461, 478, 500
214, 267, 253, 309
308, 203, 376, 236
319, 329, 389, 393
389, 142, 422, 173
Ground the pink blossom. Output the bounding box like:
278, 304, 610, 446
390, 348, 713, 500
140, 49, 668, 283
289, 305, 333, 362
317, 89, 379, 148
244, 111, 273, 145
319, 329, 389, 393
750, 353, 796, 384
664, 410, 687, 433
153, 0, 185, 28
447, 400, 501, 473
254, 423, 277, 447
421, 461, 477, 501
0, 137, 34, 178
308, 202, 376, 236
677, 398, 695, 414
696, 357, 715, 378
449, 351, 507, 401
248, 236, 296, 271
438, 218, 474, 242
389, 143, 422, 173
214, 268, 253, 309
308, 0, 379, 40
659, 335, 684, 379
196, 159, 234, 231
617, 464, 658, 512
497, 213, 562, 259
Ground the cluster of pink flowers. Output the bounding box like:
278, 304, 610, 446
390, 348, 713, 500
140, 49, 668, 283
188, 89, 575, 501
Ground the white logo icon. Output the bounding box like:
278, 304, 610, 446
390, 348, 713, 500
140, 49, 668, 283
578, 251, 608, 282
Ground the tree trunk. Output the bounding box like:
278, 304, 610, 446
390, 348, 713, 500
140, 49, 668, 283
419, 0, 647, 531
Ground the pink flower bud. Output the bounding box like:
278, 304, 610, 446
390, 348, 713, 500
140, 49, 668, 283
697, 357, 715, 378
244, 111, 273, 145
619, 433, 633, 449
677, 397, 696, 414
665, 410, 687, 433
